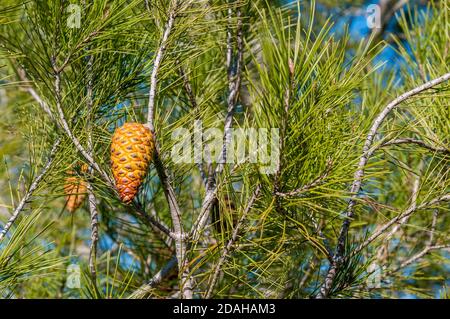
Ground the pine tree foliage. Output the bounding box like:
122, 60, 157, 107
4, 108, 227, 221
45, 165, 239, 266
0, 0, 449, 299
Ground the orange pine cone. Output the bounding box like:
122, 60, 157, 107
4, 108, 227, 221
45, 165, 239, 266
64, 173, 87, 213
110, 122, 154, 204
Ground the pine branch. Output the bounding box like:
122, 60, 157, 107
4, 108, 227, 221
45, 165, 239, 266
380, 138, 450, 155
380, 161, 423, 243
190, 2, 244, 247
389, 243, 450, 274
16, 67, 54, 120
0, 138, 60, 242
138, 165, 243, 299
427, 209, 439, 247
205, 184, 261, 299
218, 4, 243, 172
316, 72, 450, 299
179, 64, 208, 187
16, 63, 111, 187
147, 0, 178, 132
353, 193, 450, 256
273, 58, 295, 216
144, 0, 193, 299
50, 58, 113, 187
17, 65, 172, 243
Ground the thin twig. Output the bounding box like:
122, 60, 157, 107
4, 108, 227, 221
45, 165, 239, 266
388, 243, 450, 275
205, 185, 261, 299
179, 65, 198, 110
129, 255, 178, 298
179, 64, 208, 186
353, 194, 450, 256
380, 138, 450, 155
144, 0, 151, 13
0, 138, 60, 242
133, 202, 174, 239
147, 0, 178, 131
316, 72, 450, 299
382, 161, 423, 243
16, 67, 54, 119
384, 209, 440, 275
427, 209, 438, 247
276, 160, 333, 197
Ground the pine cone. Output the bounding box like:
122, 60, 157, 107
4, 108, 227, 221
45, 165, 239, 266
64, 172, 87, 213
110, 122, 154, 204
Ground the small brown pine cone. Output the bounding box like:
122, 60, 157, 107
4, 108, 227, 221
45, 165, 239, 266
64, 173, 87, 213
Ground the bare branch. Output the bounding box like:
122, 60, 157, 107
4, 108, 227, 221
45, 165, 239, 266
85, 51, 99, 283
217, 5, 243, 172
87, 181, 99, 281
